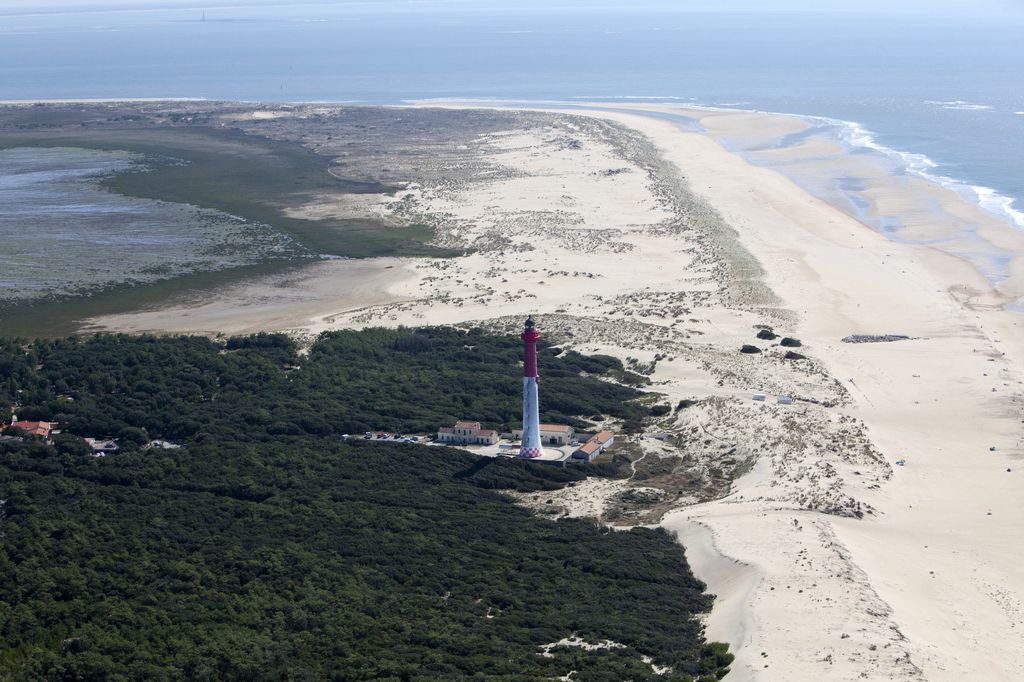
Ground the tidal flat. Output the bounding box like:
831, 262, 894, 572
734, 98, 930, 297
0, 146, 305, 305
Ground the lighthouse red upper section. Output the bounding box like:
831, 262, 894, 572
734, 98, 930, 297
522, 316, 540, 378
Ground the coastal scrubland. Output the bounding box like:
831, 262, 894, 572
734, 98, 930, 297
0, 331, 732, 681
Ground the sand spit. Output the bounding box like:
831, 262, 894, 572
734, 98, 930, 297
85, 258, 417, 336
84, 101, 1024, 680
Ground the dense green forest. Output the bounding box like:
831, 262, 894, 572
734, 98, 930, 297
3, 327, 650, 441
0, 329, 731, 681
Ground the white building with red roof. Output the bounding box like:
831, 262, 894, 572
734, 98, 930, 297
573, 430, 616, 461
437, 420, 499, 446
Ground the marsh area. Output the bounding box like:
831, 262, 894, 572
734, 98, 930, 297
0, 102, 516, 335
0, 146, 304, 306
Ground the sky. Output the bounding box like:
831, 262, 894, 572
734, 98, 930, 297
0, 0, 1020, 13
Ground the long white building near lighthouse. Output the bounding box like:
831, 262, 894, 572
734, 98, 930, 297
518, 316, 544, 458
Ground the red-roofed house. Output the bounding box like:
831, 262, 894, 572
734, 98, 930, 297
437, 420, 499, 446
573, 430, 615, 461
10, 421, 55, 439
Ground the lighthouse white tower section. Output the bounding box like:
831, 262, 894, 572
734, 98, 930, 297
519, 316, 544, 458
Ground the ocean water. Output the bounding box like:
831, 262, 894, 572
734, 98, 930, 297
1, 1, 1023, 237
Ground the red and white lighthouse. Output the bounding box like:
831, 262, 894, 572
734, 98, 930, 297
519, 316, 543, 458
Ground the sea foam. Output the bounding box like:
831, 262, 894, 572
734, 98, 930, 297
568, 95, 696, 101
924, 100, 994, 111
806, 115, 1024, 230
973, 186, 1024, 229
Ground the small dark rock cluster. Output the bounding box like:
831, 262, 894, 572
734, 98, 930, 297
746, 326, 803, 357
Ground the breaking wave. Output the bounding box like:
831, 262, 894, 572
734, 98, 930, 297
924, 100, 994, 111
806, 115, 1024, 230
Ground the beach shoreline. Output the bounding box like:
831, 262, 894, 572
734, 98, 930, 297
560, 103, 1024, 680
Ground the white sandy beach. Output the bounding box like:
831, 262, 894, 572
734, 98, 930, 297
84, 102, 1024, 680
575, 104, 1024, 681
